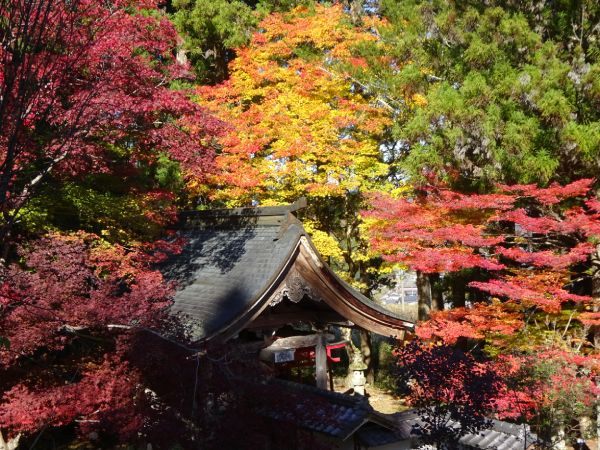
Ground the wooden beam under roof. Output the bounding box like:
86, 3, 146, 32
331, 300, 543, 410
247, 310, 349, 330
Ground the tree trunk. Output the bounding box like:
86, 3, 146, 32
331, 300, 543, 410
430, 273, 444, 311
213, 45, 230, 84
359, 329, 374, 384
450, 276, 466, 308
417, 271, 443, 321
417, 271, 431, 321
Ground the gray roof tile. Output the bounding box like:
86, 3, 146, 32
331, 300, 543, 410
163, 212, 303, 342
389, 410, 538, 449
356, 423, 404, 447
162, 203, 414, 342
253, 378, 373, 439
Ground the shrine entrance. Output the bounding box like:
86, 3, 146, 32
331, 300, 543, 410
258, 333, 346, 390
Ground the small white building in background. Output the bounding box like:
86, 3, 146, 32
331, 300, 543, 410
376, 271, 419, 306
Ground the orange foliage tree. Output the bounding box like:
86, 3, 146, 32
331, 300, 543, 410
195, 4, 393, 287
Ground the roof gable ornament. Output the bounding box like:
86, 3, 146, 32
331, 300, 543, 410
269, 267, 322, 306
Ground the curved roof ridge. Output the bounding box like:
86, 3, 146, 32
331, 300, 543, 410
302, 233, 414, 325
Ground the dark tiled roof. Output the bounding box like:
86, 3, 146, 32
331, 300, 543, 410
258, 379, 374, 440
163, 203, 413, 342
242, 379, 537, 449
459, 419, 537, 450
356, 422, 403, 446
391, 410, 538, 449
163, 208, 303, 342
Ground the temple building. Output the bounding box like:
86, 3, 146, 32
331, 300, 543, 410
162, 200, 536, 449
163, 198, 414, 387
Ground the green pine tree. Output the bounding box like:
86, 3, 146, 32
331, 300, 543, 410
350, 0, 600, 189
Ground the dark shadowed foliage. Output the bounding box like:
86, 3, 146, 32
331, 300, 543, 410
392, 340, 502, 447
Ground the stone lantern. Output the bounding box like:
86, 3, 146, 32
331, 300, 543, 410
349, 351, 368, 395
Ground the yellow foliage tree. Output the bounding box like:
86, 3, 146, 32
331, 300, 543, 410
196, 5, 392, 287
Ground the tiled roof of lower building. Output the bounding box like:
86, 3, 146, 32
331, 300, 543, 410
391, 409, 538, 449
255, 378, 380, 440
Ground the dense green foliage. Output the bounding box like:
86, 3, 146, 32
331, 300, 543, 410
170, 0, 315, 82
352, 0, 600, 188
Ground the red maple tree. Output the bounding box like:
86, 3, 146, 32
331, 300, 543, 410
0, 233, 180, 445
366, 179, 598, 330
0, 1, 227, 445
393, 341, 502, 447
0, 0, 222, 244
367, 179, 600, 434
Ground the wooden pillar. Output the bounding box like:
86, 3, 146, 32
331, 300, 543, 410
328, 365, 334, 392
315, 330, 328, 390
